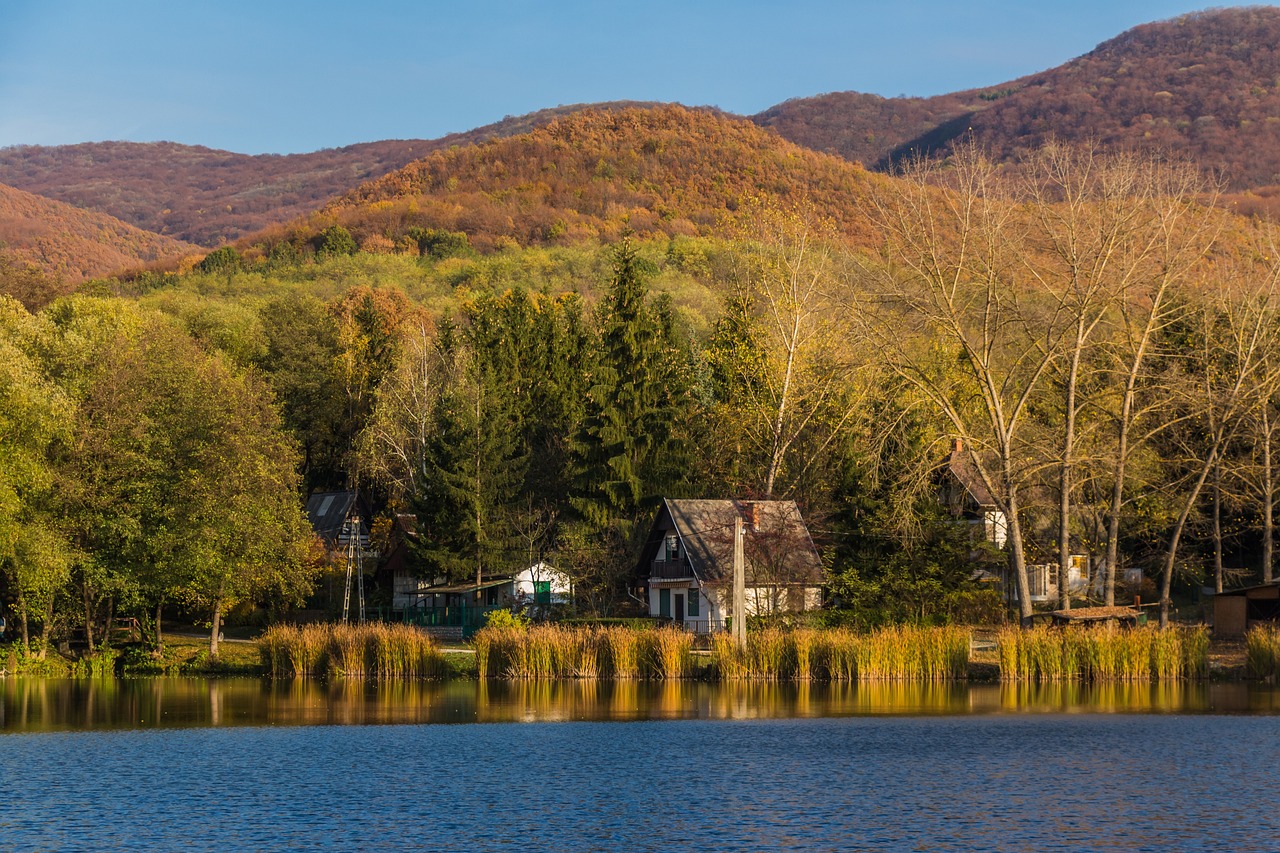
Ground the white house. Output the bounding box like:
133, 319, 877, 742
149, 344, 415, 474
638, 498, 824, 633
513, 561, 573, 609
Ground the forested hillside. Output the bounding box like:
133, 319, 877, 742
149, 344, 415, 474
262, 106, 882, 254
0, 102, 662, 246
0, 183, 197, 283
758, 7, 1280, 189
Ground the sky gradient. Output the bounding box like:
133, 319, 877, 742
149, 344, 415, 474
0, 1, 1247, 155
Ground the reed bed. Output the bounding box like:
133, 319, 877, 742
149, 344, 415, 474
996, 625, 1208, 681
1245, 625, 1280, 679
714, 625, 970, 681
257, 623, 446, 679
474, 624, 694, 679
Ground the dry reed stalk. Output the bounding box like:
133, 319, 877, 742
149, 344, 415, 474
1246, 625, 1280, 679
603, 627, 641, 678
791, 628, 818, 681
327, 624, 369, 677
646, 627, 692, 679
712, 632, 745, 679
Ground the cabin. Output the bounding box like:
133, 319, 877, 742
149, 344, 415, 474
305, 490, 371, 553
1211, 582, 1280, 637
939, 439, 1007, 549
638, 498, 823, 633
375, 513, 430, 612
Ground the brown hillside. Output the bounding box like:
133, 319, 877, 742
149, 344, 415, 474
758, 7, 1280, 189
0, 182, 198, 281
292, 105, 881, 252
0, 102, 662, 247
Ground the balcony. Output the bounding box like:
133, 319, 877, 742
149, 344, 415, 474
650, 559, 695, 581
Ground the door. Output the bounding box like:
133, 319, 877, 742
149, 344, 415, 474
674, 593, 685, 625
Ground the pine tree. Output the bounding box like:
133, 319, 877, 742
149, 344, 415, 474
570, 240, 689, 528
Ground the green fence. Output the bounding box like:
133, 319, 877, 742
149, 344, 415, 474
400, 603, 503, 638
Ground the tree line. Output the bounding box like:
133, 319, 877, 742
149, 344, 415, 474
5, 140, 1280, 658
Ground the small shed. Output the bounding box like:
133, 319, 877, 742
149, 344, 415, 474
1212, 583, 1280, 637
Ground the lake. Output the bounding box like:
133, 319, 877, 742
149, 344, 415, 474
1, 678, 1278, 851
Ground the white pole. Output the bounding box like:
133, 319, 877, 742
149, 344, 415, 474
733, 513, 746, 647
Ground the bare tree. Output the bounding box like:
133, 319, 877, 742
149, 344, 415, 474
1021, 144, 1216, 607
1155, 256, 1280, 626
862, 142, 1063, 625
717, 196, 865, 500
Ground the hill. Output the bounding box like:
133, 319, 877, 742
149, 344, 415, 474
269, 105, 882, 253
0, 182, 198, 282
0, 102, 662, 247
757, 7, 1280, 189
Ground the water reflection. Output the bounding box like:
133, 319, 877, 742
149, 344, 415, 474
3, 677, 1279, 732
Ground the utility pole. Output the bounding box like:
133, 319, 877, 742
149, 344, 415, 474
733, 513, 746, 647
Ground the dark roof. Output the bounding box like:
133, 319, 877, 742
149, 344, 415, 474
645, 498, 822, 586
1213, 582, 1280, 597
305, 491, 370, 544
947, 443, 997, 509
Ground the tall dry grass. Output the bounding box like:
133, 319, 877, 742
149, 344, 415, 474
256, 623, 445, 679
713, 625, 970, 681
996, 625, 1208, 681
1246, 625, 1280, 679
472, 624, 696, 679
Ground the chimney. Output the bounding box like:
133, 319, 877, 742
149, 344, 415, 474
746, 501, 759, 532
952, 438, 963, 454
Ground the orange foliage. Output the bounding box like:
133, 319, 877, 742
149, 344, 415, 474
286, 106, 884, 252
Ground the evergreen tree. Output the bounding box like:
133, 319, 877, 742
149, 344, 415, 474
570, 240, 692, 529
411, 330, 528, 585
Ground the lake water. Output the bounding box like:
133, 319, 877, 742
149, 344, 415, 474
2, 679, 1278, 851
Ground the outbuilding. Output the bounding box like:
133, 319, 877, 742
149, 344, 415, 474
1212, 582, 1280, 637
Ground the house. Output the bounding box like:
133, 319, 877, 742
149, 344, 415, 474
939, 439, 1007, 549
376, 513, 430, 612
305, 490, 371, 553
513, 561, 572, 610
637, 498, 824, 633
940, 441, 1095, 604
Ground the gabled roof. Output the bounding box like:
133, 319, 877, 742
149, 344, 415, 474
644, 498, 823, 586
305, 490, 370, 544
946, 441, 997, 509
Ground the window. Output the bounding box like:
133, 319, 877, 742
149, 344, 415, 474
659, 588, 671, 618
534, 581, 551, 605
666, 535, 679, 562
688, 588, 699, 617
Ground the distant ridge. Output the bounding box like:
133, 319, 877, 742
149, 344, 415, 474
6, 8, 1280, 251
757, 6, 1280, 188
0, 102, 664, 246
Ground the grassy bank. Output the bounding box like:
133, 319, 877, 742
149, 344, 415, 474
996, 625, 1209, 681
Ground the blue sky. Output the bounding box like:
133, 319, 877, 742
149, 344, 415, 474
0, 1, 1240, 154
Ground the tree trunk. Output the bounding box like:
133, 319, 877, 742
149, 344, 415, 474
1059, 328, 1083, 611
1213, 461, 1224, 594
1160, 450, 1217, 628
20, 606, 29, 653
1006, 482, 1034, 627
209, 599, 222, 659
155, 599, 165, 655
1265, 408, 1274, 584
82, 575, 95, 654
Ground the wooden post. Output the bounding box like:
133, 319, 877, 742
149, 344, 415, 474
733, 513, 746, 647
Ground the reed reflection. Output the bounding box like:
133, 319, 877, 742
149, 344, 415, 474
3, 677, 1279, 732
